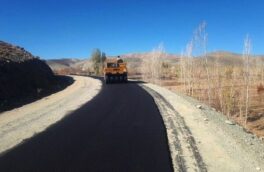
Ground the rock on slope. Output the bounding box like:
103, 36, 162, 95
0, 41, 59, 111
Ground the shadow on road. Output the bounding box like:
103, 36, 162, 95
0, 75, 74, 113
0, 74, 172, 172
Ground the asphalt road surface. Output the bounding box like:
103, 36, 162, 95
0, 79, 173, 172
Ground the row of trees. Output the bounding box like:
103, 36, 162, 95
180, 23, 256, 125
180, 22, 211, 103
91, 49, 106, 75
140, 22, 263, 126
176, 22, 261, 125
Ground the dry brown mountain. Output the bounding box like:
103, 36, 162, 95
46, 58, 92, 75
46, 53, 180, 74
46, 51, 264, 75
46, 58, 81, 70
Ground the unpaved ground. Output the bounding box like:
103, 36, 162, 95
161, 79, 264, 138
0, 76, 101, 155
141, 83, 264, 172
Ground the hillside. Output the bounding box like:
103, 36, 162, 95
46, 58, 92, 75
46, 52, 180, 75
199, 51, 264, 66
0, 41, 73, 112
46, 58, 81, 70
46, 51, 264, 76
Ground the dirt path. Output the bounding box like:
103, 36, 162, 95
141, 83, 264, 172
0, 76, 102, 155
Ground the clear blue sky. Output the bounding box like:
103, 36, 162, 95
0, 0, 263, 59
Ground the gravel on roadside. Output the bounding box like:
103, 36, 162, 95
140, 82, 264, 172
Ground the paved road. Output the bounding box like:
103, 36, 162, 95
0, 79, 173, 172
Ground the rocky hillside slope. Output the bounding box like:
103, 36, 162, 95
0, 41, 71, 112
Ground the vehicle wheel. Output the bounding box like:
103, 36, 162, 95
110, 76, 114, 83
105, 76, 109, 84
119, 76, 123, 83
115, 76, 119, 82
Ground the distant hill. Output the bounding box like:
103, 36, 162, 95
46, 58, 92, 75
203, 51, 244, 66
203, 51, 264, 66
46, 51, 264, 74
46, 58, 82, 71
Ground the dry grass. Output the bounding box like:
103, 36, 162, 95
133, 22, 264, 137
134, 59, 264, 137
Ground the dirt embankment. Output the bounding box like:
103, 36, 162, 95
0, 41, 73, 112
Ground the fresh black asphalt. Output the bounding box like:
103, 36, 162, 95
0, 79, 173, 172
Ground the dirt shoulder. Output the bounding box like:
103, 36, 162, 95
141, 83, 264, 172
0, 76, 102, 155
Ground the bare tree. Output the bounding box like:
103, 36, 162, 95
141, 43, 165, 84
262, 61, 264, 84
258, 57, 264, 84
180, 51, 187, 93
194, 22, 211, 105
185, 41, 194, 95
91, 48, 102, 75
215, 56, 224, 113
243, 35, 251, 125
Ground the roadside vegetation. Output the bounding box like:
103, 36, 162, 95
91, 48, 106, 75
137, 22, 264, 137
50, 48, 106, 76
44, 23, 264, 137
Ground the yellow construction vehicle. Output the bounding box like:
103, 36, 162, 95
103, 56, 128, 84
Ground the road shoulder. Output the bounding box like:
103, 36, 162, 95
140, 83, 264, 172
0, 76, 102, 155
